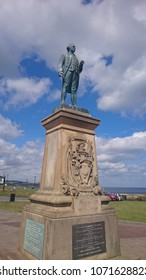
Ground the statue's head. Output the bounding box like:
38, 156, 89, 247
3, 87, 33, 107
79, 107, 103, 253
67, 43, 76, 53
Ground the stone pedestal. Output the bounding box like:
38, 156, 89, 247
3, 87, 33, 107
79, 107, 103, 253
19, 107, 120, 259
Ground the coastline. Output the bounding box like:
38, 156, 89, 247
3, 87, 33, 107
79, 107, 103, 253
104, 187, 146, 201
104, 187, 146, 195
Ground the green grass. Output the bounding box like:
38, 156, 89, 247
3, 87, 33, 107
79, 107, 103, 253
0, 193, 146, 223
0, 186, 36, 198
110, 200, 146, 223
0, 201, 30, 212
0, 186, 34, 212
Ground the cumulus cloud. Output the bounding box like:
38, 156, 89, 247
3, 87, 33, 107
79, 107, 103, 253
0, 115, 42, 181
0, 0, 146, 115
1, 123, 146, 186
0, 115, 23, 140
0, 138, 43, 181
0, 0, 146, 186
96, 131, 146, 187
0, 114, 43, 181
133, 1, 146, 23
96, 131, 146, 160
0, 77, 51, 109
96, 56, 146, 116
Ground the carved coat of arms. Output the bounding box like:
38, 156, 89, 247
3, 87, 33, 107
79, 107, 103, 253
61, 137, 101, 196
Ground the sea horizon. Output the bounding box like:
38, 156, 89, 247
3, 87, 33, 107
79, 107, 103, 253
104, 187, 146, 195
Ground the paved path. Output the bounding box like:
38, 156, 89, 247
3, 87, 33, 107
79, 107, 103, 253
0, 196, 28, 202
0, 210, 146, 259
118, 221, 146, 259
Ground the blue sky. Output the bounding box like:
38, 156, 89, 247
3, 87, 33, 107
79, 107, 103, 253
0, 0, 146, 188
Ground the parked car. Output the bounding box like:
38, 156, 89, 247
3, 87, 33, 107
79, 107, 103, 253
104, 192, 123, 201
104, 192, 119, 201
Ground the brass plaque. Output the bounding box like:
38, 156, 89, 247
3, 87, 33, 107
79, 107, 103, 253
72, 221, 106, 259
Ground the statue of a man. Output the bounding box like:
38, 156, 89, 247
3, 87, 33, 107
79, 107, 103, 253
58, 44, 84, 106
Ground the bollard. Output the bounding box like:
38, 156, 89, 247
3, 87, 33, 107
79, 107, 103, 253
10, 193, 15, 202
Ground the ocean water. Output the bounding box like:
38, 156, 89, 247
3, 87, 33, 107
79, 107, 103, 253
104, 187, 146, 195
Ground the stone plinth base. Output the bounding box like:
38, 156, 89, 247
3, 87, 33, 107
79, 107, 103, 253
18, 203, 120, 260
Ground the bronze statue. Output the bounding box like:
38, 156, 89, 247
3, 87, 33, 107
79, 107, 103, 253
58, 44, 84, 106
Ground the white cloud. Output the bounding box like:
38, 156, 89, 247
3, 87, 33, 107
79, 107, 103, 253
0, 115, 43, 181
1, 127, 146, 186
97, 56, 146, 116
0, 115, 23, 140
0, 0, 146, 186
96, 131, 146, 160
96, 131, 146, 187
0, 0, 146, 115
133, 1, 146, 23
0, 138, 43, 181
0, 77, 51, 109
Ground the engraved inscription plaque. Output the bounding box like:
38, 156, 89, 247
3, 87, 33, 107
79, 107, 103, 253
24, 219, 45, 259
44, 131, 58, 191
72, 221, 106, 259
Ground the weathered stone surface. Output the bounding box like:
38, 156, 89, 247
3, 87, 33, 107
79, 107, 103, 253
19, 207, 120, 260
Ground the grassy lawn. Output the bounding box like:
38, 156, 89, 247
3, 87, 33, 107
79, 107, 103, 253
0, 186, 34, 212
110, 200, 146, 223
0, 192, 146, 223
0, 186, 36, 198
0, 201, 30, 212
